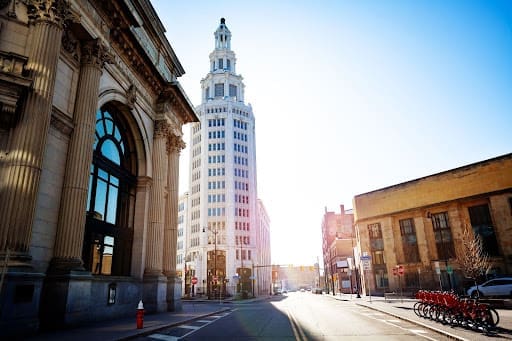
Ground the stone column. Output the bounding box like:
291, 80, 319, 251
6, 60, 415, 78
145, 120, 169, 275
163, 133, 186, 276
164, 133, 185, 311
143, 120, 170, 313
0, 0, 70, 262
50, 39, 112, 273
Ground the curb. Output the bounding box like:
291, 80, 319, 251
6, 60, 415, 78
118, 307, 232, 340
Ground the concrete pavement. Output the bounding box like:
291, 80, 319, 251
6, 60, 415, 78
328, 292, 512, 341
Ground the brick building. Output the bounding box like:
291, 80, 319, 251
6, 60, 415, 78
353, 153, 512, 296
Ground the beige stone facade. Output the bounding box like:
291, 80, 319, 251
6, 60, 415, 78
353, 153, 512, 296
0, 0, 198, 336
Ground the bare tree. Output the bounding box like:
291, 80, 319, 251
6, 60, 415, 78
457, 225, 490, 297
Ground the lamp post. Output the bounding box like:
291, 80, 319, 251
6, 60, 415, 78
203, 226, 219, 299
240, 236, 244, 294
351, 227, 361, 298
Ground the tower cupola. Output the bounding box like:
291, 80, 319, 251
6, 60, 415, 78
215, 17, 231, 50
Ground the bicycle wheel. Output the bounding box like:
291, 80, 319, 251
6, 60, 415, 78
486, 308, 500, 327
413, 302, 423, 317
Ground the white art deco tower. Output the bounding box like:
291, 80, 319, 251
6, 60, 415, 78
185, 18, 259, 297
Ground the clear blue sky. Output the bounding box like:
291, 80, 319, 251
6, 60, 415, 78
151, 0, 512, 266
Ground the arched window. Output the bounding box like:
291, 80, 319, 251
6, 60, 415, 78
83, 107, 136, 276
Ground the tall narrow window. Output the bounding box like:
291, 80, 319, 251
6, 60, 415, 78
368, 222, 388, 287
214, 83, 224, 97
431, 212, 455, 261
368, 223, 384, 265
84, 107, 136, 276
226, 59, 231, 70
399, 218, 420, 263
229, 84, 237, 99
468, 204, 500, 256
218, 58, 223, 69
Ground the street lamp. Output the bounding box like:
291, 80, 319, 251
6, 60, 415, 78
240, 236, 244, 294
351, 226, 361, 298
203, 226, 219, 299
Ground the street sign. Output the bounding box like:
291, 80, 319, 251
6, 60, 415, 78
360, 255, 372, 261
191, 277, 198, 285
398, 265, 404, 275
362, 261, 372, 271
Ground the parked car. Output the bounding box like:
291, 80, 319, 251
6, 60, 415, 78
466, 277, 512, 298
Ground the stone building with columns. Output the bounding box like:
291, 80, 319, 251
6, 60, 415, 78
0, 0, 198, 336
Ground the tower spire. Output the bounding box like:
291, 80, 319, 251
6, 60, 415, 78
215, 17, 231, 50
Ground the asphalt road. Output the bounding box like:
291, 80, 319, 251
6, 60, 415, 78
134, 292, 452, 340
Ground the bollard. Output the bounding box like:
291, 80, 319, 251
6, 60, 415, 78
136, 300, 144, 329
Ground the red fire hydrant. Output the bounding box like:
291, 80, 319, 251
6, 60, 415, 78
136, 300, 144, 329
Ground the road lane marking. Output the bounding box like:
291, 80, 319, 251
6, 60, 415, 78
147, 311, 233, 340
179, 325, 200, 330
379, 318, 439, 341
286, 308, 308, 341
148, 334, 179, 341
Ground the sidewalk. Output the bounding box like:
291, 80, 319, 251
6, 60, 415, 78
328, 293, 512, 341
26, 298, 252, 341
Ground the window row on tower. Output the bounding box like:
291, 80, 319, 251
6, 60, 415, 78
236, 235, 251, 245
191, 171, 200, 181
208, 118, 225, 126
208, 181, 225, 189
208, 207, 226, 217
208, 130, 225, 139
208, 155, 226, 163
190, 237, 200, 247
208, 143, 225, 151
192, 158, 201, 169
208, 194, 226, 203
235, 194, 249, 204
234, 168, 248, 178
192, 146, 201, 157
235, 221, 250, 231
234, 143, 248, 154
235, 156, 247, 165
211, 58, 231, 72
205, 83, 237, 100
234, 131, 247, 141
191, 197, 200, 207
236, 249, 251, 261
235, 181, 249, 191
205, 109, 250, 119
234, 119, 248, 130
208, 167, 225, 176
236, 208, 249, 217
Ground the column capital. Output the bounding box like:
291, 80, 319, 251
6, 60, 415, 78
167, 134, 186, 154
81, 39, 114, 69
25, 0, 75, 27
154, 119, 170, 139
